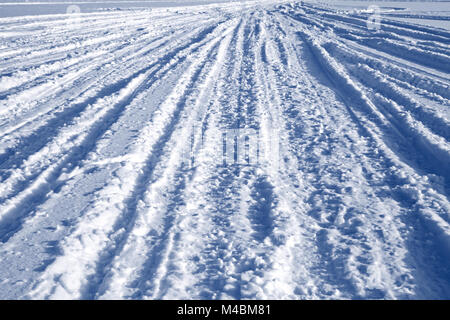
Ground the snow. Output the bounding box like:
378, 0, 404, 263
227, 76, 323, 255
0, 0, 449, 299
0, 1, 235, 17
313, 1, 450, 30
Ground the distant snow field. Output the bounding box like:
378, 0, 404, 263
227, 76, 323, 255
1, 0, 449, 30
0, 0, 449, 299
0, 1, 228, 17
328, 1, 450, 30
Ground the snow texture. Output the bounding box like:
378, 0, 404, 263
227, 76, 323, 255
0, 0, 449, 299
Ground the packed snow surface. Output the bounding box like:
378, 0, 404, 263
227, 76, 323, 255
0, 0, 449, 299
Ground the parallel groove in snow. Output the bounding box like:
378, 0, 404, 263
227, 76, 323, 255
0, 1, 448, 299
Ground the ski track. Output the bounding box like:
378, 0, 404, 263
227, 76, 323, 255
0, 1, 449, 299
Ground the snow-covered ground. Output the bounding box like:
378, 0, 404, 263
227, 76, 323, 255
0, 1, 230, 17
0, 0, 449, 299
324, 1, 450, 30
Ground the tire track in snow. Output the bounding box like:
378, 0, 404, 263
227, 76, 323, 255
323, 43, 450, 122
301, 3, 450, 45
0, 20, 229, 242
273, 11, 421, 298
26, 19, 238, 299
0, 2, 448, 300
0, 19, 222, 178
135, 18, 249, 300
250, 14, 339, 298
0, 16, 216, 137
153, 10, 314, 299
0, 10, 187, 63
285, 6, 450, 79
156, 16, 264, 299
287, 9, 450, 298
0, 15, 203, 99
0, 25, 198, 160
297, 29, 450, 195
91, 22, 238, 300
139, 15, 259, 300
127, 13, 274, 299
